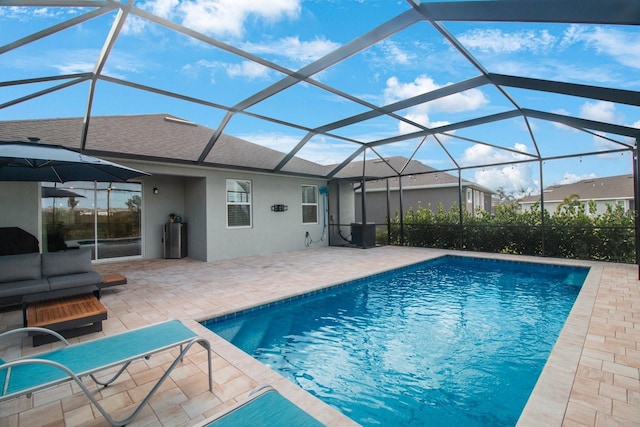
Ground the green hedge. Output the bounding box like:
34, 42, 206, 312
389, 201, 635, 263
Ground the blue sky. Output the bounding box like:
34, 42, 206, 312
1, 1, 639, 196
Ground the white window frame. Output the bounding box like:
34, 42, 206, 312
302, 185, 319, 225
226, 179, 252, 228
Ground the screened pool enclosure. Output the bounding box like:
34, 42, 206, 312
1, 1, 639, 266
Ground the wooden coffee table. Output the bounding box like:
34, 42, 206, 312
99, 272, 127, 289
23, 289, 107, 346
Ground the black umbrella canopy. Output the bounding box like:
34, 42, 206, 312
41, 187, 85, 198
0, 141, 150, 183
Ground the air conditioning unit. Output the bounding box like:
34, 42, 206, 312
350, 223, 376, 247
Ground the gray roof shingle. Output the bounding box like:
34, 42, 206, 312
0, 114, 326, 176
519, 174, 633, 203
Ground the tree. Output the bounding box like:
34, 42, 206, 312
126, 195, 142, 212
556, 194, 581, 213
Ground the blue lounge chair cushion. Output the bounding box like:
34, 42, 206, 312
206, 388, 324, 427
2, 320, 198, 396
1, 320, 213, 427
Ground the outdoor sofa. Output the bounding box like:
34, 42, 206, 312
0, 248, 104, 308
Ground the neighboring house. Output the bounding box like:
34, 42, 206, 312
0, 114, 357, 262
518, 174, 633, 215
349, 157, 494, 225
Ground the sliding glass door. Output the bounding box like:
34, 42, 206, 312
41, 181, 142, 260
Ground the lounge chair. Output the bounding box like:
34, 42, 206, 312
195, 385, 324, 427
0, 319, 212, 426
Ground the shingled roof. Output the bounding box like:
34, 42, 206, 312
341, 156, 493, 192
3, 115, 488, 182
0, 114, 329, 177
519, 174, 633, 203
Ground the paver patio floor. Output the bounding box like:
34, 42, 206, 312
0, 246, 638, 426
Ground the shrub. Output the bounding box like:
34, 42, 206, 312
389, 201, 635, 263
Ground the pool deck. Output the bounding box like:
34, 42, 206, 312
0, 246, 639, 426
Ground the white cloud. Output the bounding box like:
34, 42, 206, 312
190, 59, 271, 80
121, 15, 148, 36
3, 47, 132, 79
384, 75, 487, 112
558, 172, 598, 185
577, 100, 631, 152
225, 60, 271, 79
457, 29, 557, 54
561, 25, 640, 70
397, 110, 450, 135
144, 0, 180, 18
377, 40, 416, 66
52, 60, 95, 74
579, 100, 619, 123
461, 143, 535, 193
383, 75, 488, 134
234, 132, 354, 165
138, 0, 300, 38
461, 142, 530, 166
473, 165, 535, 195
242, 36, 340, 64
0, 6, 74, 20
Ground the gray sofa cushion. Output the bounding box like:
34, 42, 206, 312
0, 252, 41, 283
0, 278, 49, 297
42, 248, 93, 277
47, 271, 103, 291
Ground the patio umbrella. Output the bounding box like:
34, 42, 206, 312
41, 187, 86, 198
0, 141, 150, 183
42, 186, 86, 227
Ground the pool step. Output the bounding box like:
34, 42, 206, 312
229, 312, 297, 355
230, 315, 275, 354
261, 315, 295, 346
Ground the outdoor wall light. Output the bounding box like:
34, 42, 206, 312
153, 187, 159, 195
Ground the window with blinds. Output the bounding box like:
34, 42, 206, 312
227, 179, 252, 228
302, 185, 318, 224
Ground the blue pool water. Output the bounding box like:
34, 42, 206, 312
204, 255, 588, 426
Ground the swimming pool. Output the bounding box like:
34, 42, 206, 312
204, 255, 588, 426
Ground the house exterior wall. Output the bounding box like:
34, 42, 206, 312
327, 181, 357, 246
466, 188, 492, 214
355, 186, 464, 224
0, 160, 328, 262
0, 182, 40, 239
184, 177, 207, 261
520, 198, 632, 216
127, 160, 328, 262
205, 171, 327, 261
